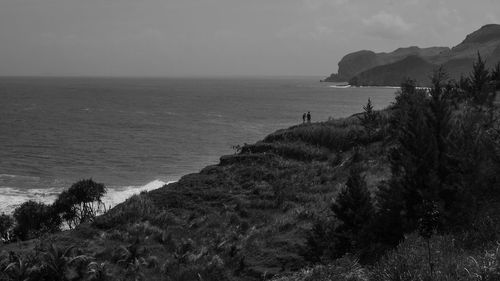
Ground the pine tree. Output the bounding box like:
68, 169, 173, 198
379, 68, 475, 236
491, 62, 500, 90
331, 167, 374, 255
359, 98, 378, 137
469, 52, 494, 105
388, 80, 438, 226
427, 67, 456, 209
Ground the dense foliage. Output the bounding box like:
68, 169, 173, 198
0, 214, 14, 242
53, 179, 107, 229
302, 56, 500, 277
0, 179, 107, 242
12, 200, 61, 241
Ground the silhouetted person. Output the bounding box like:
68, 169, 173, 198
302, 113, 306, 123
307, 111, 311, 123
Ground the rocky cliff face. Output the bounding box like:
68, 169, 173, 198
324, 24, 500, 86
349, 55, 436, 86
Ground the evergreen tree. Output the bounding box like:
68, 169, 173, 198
331, 167, 374, 255
469, 52, 495, 105
372, 182, 405, 248
382, 69, 458, 230
491, 62, 500, 90
303, 219, 335, 263
388, 80, 437, 227
359, 98, 378, 137
427, 67, 456, 213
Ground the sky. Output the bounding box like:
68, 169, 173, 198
0, 0, 499, 77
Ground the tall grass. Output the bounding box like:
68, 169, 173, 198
371, 233, 500, 281
263, 123, 380, 152
94, 194, 157, 230
272, 256, 368, 281
241, 141, 329, 162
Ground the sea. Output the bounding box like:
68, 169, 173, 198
0, 77, 397, 214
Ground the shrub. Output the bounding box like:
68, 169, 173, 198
40, 244, 92, 280
0, 214, 14, 242
13, 200, 61, 240
87, 262, 113, 281
371, 234, 500, 281
3, 254, 33, 281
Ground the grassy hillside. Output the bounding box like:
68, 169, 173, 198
0, 112, 394, 280
1, 64, 499, 280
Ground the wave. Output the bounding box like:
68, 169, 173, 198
329, 85, 351, 89
0, 174, 40, 180
103, 179, 175, 209
356, 86, 400, 89
0, 187, 61, 215
0, 179, 175, 215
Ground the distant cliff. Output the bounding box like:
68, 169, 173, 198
324, 24, 500, 86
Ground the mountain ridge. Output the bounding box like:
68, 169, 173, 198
324, 24, 500, 86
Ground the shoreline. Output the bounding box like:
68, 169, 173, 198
0, 178, 177, 214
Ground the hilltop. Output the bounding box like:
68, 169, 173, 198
324, 24, 500, 86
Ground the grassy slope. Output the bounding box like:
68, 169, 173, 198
0, 115, 391, 280
3, 106, 500, 281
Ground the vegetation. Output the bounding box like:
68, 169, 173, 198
1, 57, 500, 280
359, 98, 379, 137
12, 200, 61, 241
53, 179, 107, 229
0, 214, 14, 242
0, 179, 107, 242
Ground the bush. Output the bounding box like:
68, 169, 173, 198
13, 200, 61, 240
0, 214, 14, 242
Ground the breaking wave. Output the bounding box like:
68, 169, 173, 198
0, 179, 175, 214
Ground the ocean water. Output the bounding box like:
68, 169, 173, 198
0, 77, 396, 213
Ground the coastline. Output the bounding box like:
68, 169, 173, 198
0, 179, 177, 214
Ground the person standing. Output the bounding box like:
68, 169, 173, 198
302, 112, 306, 123
307, 111, 311, 123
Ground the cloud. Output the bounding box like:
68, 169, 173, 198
362, 11, 414, 39
486, 13, 500, 25
302, 0, 348, 11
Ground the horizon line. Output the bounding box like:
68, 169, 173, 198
0, 74, 326, 79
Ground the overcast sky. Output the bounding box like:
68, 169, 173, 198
0, 0, 499, 77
